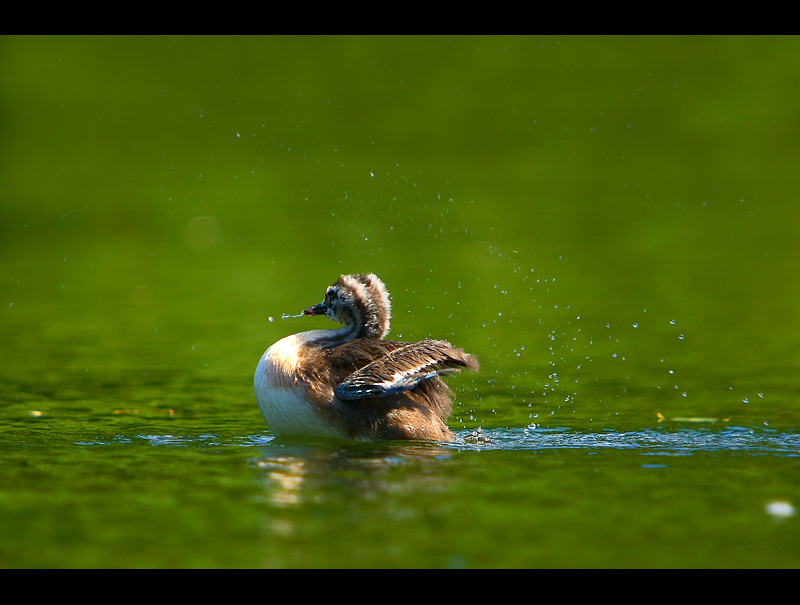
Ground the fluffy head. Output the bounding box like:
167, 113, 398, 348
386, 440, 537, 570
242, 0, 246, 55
304, 273, 391, 339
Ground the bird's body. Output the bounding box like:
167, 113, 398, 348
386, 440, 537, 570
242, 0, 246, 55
254, 273, 478, 442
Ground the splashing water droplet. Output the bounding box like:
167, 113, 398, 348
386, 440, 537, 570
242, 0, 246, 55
765, 500, 796, 519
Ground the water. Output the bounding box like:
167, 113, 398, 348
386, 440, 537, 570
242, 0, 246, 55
6, 409, 799, 568
2, 35, 800, 568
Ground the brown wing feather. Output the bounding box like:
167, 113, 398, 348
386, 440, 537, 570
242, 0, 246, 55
334, 339, 479, 401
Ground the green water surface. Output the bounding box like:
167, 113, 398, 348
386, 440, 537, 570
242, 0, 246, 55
2, 35, 800, 568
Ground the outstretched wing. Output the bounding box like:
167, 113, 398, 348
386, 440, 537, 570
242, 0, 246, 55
335, 339, 479, 401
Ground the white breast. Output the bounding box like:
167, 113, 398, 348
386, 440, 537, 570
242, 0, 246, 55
253, 332, 345, 439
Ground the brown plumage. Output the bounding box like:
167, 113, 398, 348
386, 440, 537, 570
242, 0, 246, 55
254, 273, 478, 442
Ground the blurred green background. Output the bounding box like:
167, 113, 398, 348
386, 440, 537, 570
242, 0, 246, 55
2, 35, 800, 568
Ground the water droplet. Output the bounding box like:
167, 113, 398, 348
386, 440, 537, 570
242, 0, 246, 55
765, 500, 796, 519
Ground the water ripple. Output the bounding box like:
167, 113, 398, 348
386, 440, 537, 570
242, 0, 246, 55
74, 426, 800, 457
454, 426, 800, 455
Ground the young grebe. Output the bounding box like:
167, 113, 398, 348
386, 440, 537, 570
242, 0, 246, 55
254, 273, 478, 442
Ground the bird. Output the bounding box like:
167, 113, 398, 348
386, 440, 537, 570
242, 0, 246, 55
254, 273, 478, 442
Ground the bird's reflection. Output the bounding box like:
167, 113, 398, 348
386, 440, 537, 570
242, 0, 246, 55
251, 437, 455, 535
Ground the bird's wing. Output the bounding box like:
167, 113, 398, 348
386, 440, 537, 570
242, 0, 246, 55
335, 339, 478, 401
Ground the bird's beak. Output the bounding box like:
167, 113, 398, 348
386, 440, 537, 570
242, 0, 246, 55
303, 302, 327, 316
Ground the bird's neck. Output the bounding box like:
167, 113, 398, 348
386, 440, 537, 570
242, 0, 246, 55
307, 321, 366, 349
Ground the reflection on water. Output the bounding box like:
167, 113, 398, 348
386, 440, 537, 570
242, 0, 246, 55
22, 423, 800, 567
249, 438, 454, 539
251, 439, 451, 500
246, 426, 800, 510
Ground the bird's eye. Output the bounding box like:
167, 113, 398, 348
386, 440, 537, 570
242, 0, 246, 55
325, 288, 338, 305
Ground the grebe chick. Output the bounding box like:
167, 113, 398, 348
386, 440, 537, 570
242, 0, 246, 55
254, 273, 479, 442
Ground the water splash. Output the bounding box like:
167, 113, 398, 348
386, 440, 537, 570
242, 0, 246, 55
281, 313, 305, 320
75, 426, 800, 459
453, 426, 800, 455
765, 500, 796, 520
